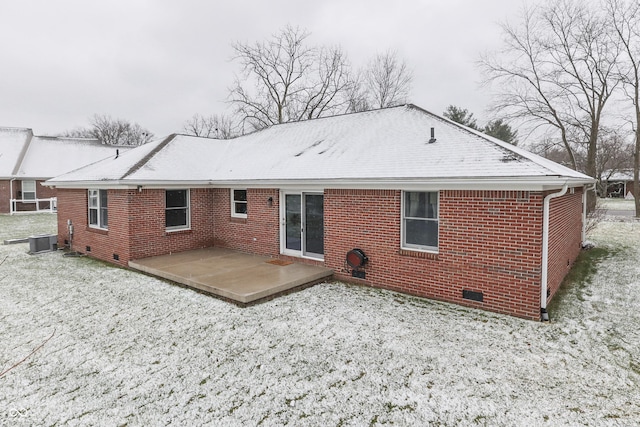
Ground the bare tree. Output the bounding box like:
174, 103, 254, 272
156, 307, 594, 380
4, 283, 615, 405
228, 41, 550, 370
363, 50, 413, 108
344, 71, 370, 113
480, 0, 620, 210
61, 114, 153, 145
182, 113, 236, 139
607, 0, 640, 216
595, 129, 634, 196
228, 25, 352, 131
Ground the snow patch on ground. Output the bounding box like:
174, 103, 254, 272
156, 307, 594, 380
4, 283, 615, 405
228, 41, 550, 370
1, 214, 639, 425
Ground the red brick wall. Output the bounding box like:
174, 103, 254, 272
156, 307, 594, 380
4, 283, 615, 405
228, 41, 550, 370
57, 188, 217, 266
128, 188, 216, 260
56, 189, 129, 266
0, 180, 10, 213
324, 189, 546, 320
546, 188, 584, 302
212, 188, 280, 256
56, 185, 584, 320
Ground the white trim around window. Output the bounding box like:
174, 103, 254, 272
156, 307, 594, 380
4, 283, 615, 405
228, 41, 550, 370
165, 189, 190, 231
401, 191, 439, 252
231, 189, 248, 218
88, 189, 108, 230
21, 180, 36, 201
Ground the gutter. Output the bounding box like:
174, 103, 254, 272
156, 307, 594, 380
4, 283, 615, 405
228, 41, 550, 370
540, 183, 568, 321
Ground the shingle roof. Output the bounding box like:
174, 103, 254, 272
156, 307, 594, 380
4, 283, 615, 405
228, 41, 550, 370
46, 105, 594, 189
0, 126, 132, 180
15, 136, 124, 179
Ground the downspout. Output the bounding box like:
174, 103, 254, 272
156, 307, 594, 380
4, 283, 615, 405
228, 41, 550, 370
9, 178, 16, 215
582, 183, 597, 243
541, 183, 568, 321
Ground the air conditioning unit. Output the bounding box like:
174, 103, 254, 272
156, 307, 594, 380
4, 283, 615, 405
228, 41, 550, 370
29, 234, 58, 254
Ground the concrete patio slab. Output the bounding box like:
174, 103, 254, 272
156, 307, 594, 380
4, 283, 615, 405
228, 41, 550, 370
128, 247, 333, 304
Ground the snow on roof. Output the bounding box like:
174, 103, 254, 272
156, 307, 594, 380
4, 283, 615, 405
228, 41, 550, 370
0, 127, 32, 177
47, 105, 594, 188
15, 135, 127, 179
605, 170, 634, 181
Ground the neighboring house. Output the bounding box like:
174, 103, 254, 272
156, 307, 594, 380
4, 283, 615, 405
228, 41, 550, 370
603, 170, 636, 199
45, 105, 595, 320
0, 127, 125, 214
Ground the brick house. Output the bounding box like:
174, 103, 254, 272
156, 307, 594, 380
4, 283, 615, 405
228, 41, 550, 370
602, 170, 636, 198
0, 127, 125, 213
45, 105, 595, 320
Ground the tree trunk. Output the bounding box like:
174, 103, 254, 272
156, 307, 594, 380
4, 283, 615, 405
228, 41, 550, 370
586, 126, 599, 213
635, 123, 640, 217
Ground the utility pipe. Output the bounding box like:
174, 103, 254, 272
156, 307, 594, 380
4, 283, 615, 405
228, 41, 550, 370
541, 183, 568, 321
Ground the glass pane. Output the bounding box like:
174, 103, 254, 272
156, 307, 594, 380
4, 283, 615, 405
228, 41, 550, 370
23, 192, 35, 200
89, 209, 98, 225
405, 192, 437, 219
405, 219, 438, 248
100, 207, 108, 228
166, 208, 187, 227
88, 190, 98, 207
233, 190, 247, 202
304, 194, 324, 256
100, 190, 108, 207
166, 190, 187, 208
234, 202, 247, 214
285, 194, 301, 251
22, 181, 36, 192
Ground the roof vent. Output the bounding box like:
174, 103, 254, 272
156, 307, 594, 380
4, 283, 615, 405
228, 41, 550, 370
501, 154, 519, 162
428, 127, 437, 144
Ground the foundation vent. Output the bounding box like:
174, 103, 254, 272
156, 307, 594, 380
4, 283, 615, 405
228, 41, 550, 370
462, 289, 483, 302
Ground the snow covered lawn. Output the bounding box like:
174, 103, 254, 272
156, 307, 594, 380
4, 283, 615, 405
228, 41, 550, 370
598, 197, 636, 211
1, 214, 639, 426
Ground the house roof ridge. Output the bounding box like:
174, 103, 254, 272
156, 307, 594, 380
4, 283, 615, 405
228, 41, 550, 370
240, 104, 412, 137
121, 134, 177, 180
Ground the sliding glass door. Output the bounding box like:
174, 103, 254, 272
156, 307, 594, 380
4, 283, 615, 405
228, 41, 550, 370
282, 192, 324, 259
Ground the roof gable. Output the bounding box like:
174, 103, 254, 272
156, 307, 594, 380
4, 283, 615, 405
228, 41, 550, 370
15, 136, 126, 178
0, 127, 32, 177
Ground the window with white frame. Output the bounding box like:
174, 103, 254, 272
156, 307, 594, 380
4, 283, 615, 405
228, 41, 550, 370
166, 189, 190, 230
402, 191, 438, 251
88, 189, 108, 229
231, 189, 247, 218
21, 180, 36, 201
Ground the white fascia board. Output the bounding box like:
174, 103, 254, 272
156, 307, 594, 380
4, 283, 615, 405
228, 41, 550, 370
203, 177, 594, 191
45, 176, 595, 191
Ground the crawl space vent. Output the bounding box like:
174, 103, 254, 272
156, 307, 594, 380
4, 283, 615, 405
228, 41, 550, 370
462, 289, 483, 302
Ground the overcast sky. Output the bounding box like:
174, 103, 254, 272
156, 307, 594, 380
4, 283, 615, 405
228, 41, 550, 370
0, 0, 528, 137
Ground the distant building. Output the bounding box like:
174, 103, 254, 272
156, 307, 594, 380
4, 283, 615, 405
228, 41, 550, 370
0, 127, 126, 213
603, 170, 636, 199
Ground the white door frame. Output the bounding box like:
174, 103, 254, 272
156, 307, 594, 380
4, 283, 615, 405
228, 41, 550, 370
280, 190, 324, 260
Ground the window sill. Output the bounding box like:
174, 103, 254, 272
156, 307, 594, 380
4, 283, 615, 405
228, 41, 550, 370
165, 227, 191, 234
229, 217, 247, 224
399, 248, 439, 260
87, 226, 108, 235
